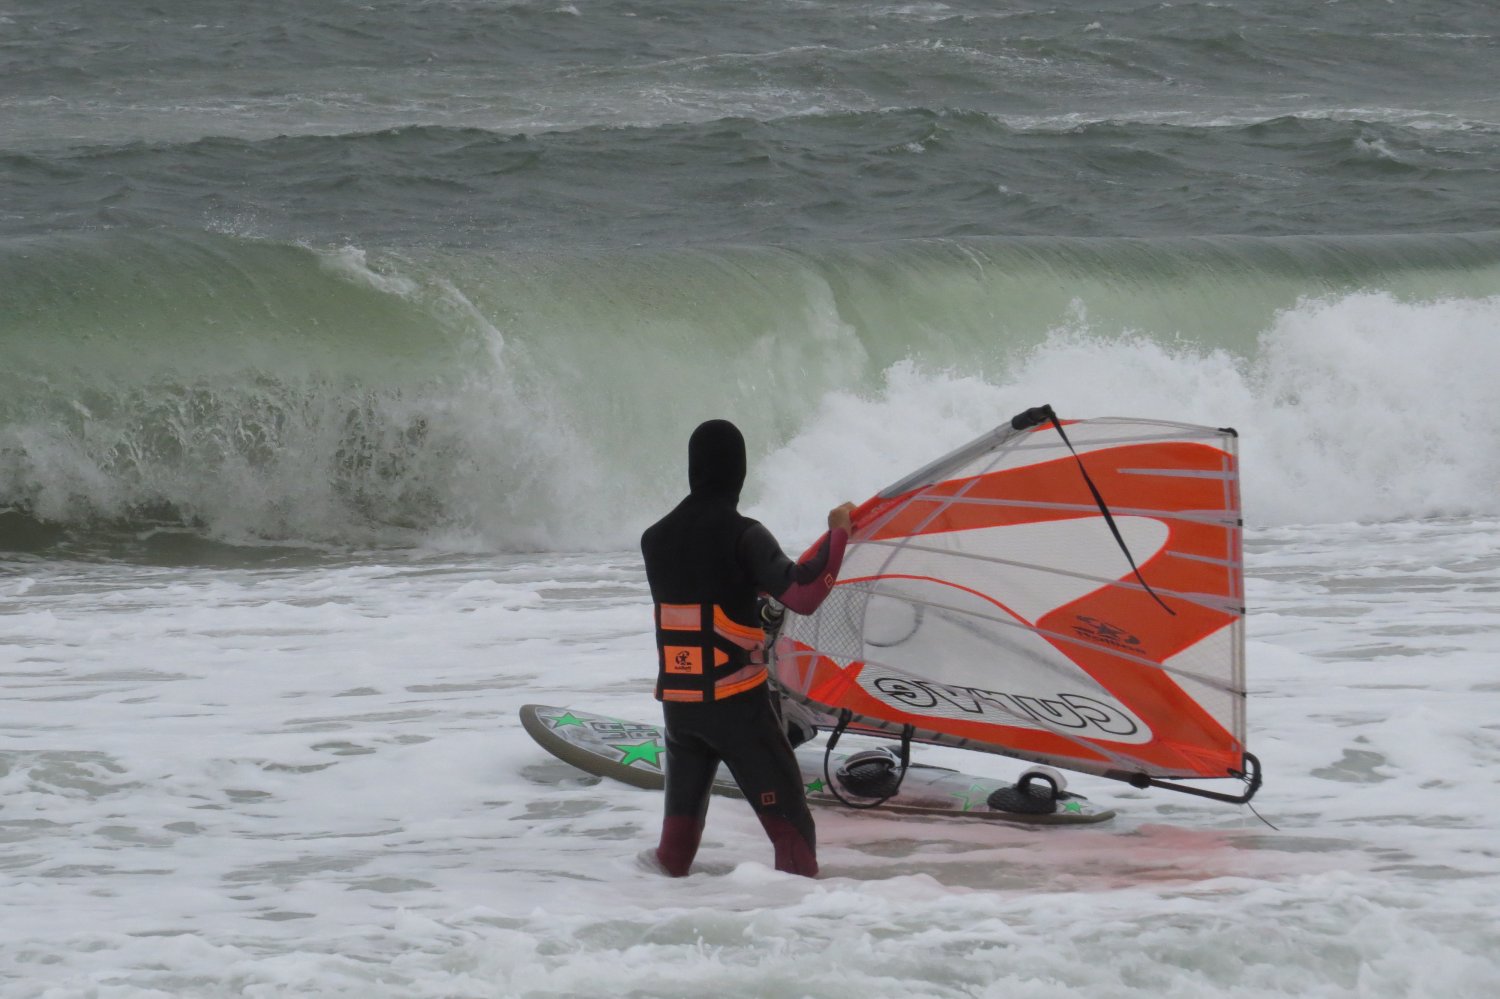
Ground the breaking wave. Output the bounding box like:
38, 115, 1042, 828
3, 228, 1498, 551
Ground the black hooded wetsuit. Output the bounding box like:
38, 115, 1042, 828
640, 419, 846, 877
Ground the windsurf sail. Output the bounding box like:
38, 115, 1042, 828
770, 405, 1260, 802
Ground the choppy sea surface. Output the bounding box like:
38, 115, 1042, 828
4, 1, 1500, 996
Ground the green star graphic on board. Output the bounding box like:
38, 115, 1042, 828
1062, 799, 1083, 813
948, 783, 989, 812
549, 712, 586, 728
613, 740, 665, 768
805, 778, 826, 793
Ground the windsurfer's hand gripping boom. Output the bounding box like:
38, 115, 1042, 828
744, 501, 854, 616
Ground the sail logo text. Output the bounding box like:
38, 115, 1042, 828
865, 675, 1151, 744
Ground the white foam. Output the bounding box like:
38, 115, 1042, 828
4, 517, 1500, 995
318, 245, 421, 298
751, 292, 1500, 541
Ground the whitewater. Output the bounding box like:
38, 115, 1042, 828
5, 509, 1500, 998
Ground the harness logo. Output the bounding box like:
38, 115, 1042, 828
663, 645, 703, 675
860, 672, 1150, 744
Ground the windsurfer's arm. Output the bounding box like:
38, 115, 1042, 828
739, 503, 853, 615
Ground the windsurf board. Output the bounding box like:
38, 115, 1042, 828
521, 703, 1114, 825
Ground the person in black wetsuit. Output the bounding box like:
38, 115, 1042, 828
640, 419, 852, 878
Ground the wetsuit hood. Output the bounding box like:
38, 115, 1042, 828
687, 419, 746, 503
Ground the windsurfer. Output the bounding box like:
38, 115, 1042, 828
640, 418, 852, 877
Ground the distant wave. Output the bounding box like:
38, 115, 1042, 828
6, 110, 1499, 248
3, 229, 1499, 551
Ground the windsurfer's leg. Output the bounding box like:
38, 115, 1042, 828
656, 710, 718, 877
720, 690, 819, 877
756, 756, 818, 877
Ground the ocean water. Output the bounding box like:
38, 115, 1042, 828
4, 1, 1500, 996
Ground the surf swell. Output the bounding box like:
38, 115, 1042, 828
3, 228, 1498, 550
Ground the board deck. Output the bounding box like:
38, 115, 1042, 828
521, 704, 1114, 825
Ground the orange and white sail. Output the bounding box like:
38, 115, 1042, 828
771, 407, 1250, 786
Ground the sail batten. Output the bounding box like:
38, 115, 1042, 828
874, 493, 1240, 524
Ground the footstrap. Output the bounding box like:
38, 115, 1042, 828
821, 710, 914, 809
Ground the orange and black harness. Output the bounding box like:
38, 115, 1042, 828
653, 601, 768, 703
